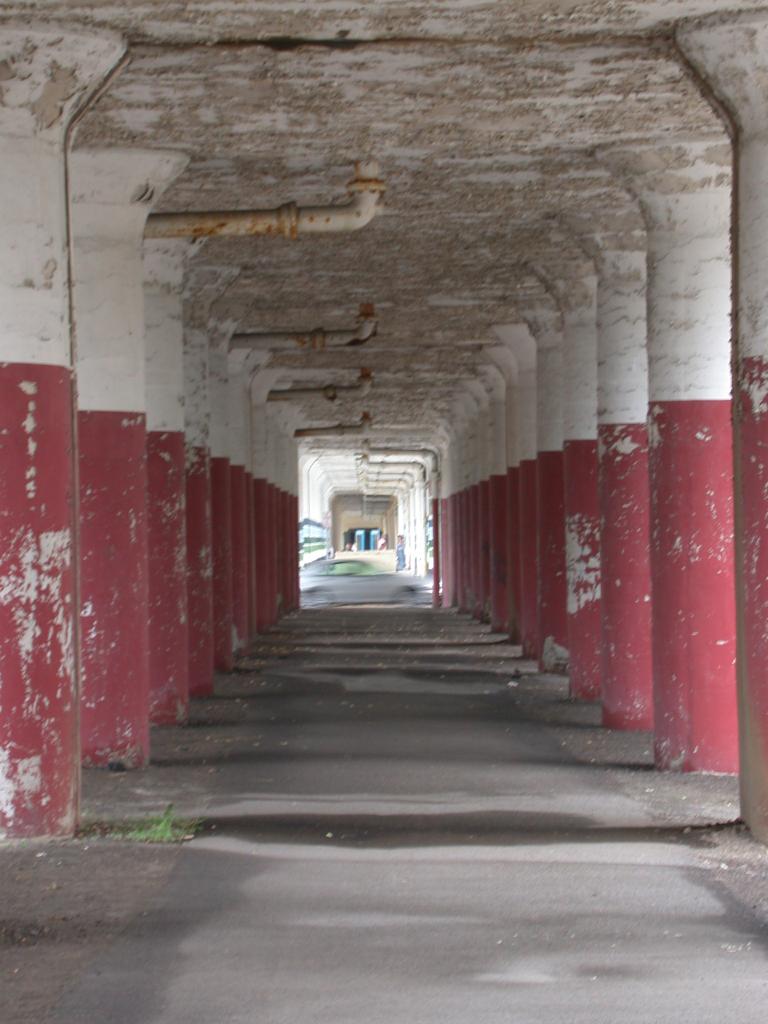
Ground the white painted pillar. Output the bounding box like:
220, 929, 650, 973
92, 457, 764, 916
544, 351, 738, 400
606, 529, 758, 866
595, 242, 654, 731
524, 307, 568, 671
680, 11, 768, 831
560, 274, 602, 699
600, 139, 737, 773
70, 148, 187, 766
0, 26, 124, 838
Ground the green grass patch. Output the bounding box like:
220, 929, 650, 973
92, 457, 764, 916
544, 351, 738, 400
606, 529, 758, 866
79, 804, 202, 844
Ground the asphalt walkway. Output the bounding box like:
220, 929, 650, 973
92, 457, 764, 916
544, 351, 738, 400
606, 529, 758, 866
49, 607, 767, 1023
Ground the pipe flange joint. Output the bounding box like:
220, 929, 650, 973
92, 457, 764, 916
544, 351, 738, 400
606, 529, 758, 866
277, 200, 300, 238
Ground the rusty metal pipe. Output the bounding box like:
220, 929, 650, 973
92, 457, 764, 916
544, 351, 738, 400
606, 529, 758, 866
231, 305, 377, 352
268, 369, 373, 403
145, 161, 384, 240
294, 412, 372, 439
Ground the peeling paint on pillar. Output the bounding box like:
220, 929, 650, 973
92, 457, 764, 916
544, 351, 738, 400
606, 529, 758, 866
0, 366, 77, 836
477, 479, 490, 621
648, 402, 738, 772
432, 496, 442, 607
679, 6, 768, 834
253, 478, 271, 633
595, 243, 653, 731
601, 140, 738, 772
78, 413, 150, 766
186, 444, 214, 696
0, 27, 125, 836
211, 456, 233, 671
489, 475, 508, 631
598, 424, 653, 731
230, 464, 249, 652
564, 440, 601, 700
144, 238, 192, 724
146, 431, 188, 725
506, 466, 521, 643
518, 460, 539, 659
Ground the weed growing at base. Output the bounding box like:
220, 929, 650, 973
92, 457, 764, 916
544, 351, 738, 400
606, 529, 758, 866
79, 804, 201, 844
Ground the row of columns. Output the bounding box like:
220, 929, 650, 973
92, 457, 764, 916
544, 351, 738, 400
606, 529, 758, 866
0, 27, 300, 838
435, 21, 767, 808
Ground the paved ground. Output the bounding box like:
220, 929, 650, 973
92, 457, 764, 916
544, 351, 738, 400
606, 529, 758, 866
2, 607, 768, 1022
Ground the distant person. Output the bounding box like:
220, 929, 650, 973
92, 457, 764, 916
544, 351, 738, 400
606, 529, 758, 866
395, 534, 406, 572
377, 535, 388, 552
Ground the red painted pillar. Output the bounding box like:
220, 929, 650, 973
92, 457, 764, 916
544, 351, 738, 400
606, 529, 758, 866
564, 440, 601, 700
186, 446, 214, 696
146, 431, 189, 726
537, 450, 568, 665
432, 497, 441, 607
601, 143, 738, 772
454, 490, 465, 612
210, 457, 233, 671
78, 414, 150, 766
468, 484, 479, 617
441, 497, 452, 606
0, 22, 125, 839
230, 464, 249, 653
507, 466, 521, 642
489, 474, 508, 632
73, 149, 189, 756
290, 494, 300, 611
478, 479, 491, 620
649, 403, 737, 771
0, 366, 79, 835
678, 2, 768, 845
596, 247, 653, 731
518, 459, 539, 658
253, 478, 270, 633
265, 483, 278, 626
598, 426, 654, 730
246, 473, 257, 639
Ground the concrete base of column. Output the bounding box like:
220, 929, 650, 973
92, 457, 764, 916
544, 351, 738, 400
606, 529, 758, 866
649, 401, 738, 773
518, 459, 538, 658
489, 474, 508, 632
564, 439, 601, 701
0, 365, 78, 837
147, 430, 188, 726
598, 424, 653, 731
79, 411, 150, 768
186, 446, 214, 697
537, 450, 568, 672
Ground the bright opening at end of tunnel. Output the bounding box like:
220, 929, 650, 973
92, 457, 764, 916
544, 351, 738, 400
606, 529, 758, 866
298, 449, 435, 607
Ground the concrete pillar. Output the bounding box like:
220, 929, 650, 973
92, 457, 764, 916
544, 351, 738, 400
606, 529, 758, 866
526, 308, 568, 672
517, 362, 539, 658
209, 344, 233, 670
0, 27, 124, 837
432, 489, 441, 606
562, 274, 602, 700
228, 365, 250, 651
71, 148, 187, 765
595, 244, 654, 730
144, 239, 194, 725
601, 140, 738, 772
485, 369, 509, 633
680, 11, 768, 824
182, 266, 237, 694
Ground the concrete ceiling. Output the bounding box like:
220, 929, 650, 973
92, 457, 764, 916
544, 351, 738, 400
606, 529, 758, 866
10, 1, 741, 467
